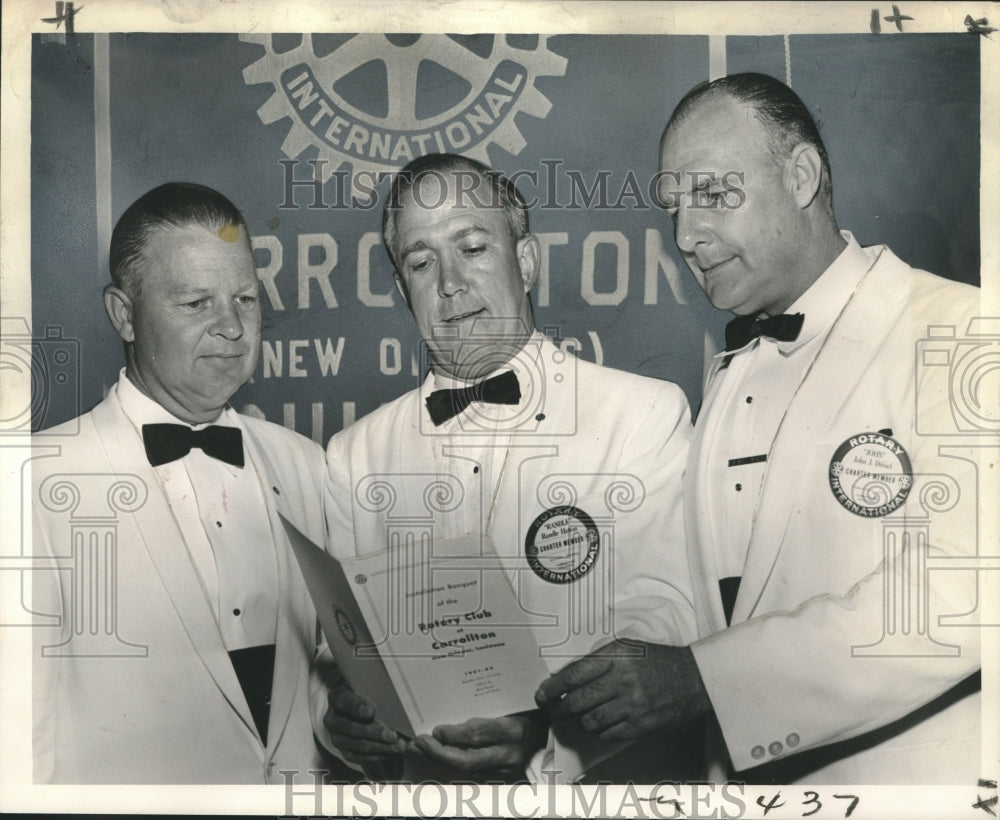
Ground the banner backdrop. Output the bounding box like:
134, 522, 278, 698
30, 32, 980, 445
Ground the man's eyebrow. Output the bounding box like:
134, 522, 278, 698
450, 224, 491, 241
399, 239, 428, 261
399, 224, 492, 261
168, 284, 213, 297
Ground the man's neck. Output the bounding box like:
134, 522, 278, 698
123, 366, 225, 426
811, 225, 849, 279
765, 225, 847, 316
431, 331, 540, 385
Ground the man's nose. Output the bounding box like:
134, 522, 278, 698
209, 298, 245, 340
437, 254, 469, 298
673, 205, 711, 254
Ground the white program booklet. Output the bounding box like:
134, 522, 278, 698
282, 515, 549, 738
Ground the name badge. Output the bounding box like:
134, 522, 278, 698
829, 432, 913, 517
524, 505, 600, 584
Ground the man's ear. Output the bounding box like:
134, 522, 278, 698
104, 285, 135, 342
787, 142, 823, 209
516, 234, 541, 293
393, 272, 412, 310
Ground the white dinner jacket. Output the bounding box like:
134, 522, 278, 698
686, 245, 983, 783
31, 383, 332, 784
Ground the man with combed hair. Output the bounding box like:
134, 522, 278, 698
318, 153, 699, 783
537, 73, 983, 784
31, 182, 342, 783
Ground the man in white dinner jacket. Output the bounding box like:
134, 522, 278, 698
537, 73, 984, 784
31, 182, 341, 784
319, 153, 699, 784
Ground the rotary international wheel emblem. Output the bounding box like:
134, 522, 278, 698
241, 34, 567, 201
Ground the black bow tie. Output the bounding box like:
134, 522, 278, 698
724, 312, 805, 352
425, 370, 521, 426
142, 423, 245, 468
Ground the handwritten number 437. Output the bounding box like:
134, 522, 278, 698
756, 792, 860, 817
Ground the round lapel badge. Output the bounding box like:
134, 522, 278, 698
524, 505, 600, 584
829, 432, 913, 517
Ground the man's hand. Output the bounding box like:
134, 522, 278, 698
534, 641, 712, 743
323, 686, 407, 767
413, 711, 548, 783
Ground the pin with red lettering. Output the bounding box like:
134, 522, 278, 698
829, 431, 913, 517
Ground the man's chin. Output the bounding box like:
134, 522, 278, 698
198, 357, 254, 381
708, 290, 752, 315
432, 346, 526, 383
191, 373, 251, 408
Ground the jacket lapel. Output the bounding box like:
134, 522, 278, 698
687, 362, 730, 636
732, 246, 907, 622
242, 428, 307, 755
90, 389, 262, 745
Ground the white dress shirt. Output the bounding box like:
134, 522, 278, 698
423, 335, 547, 540
116, 370, 278, 650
